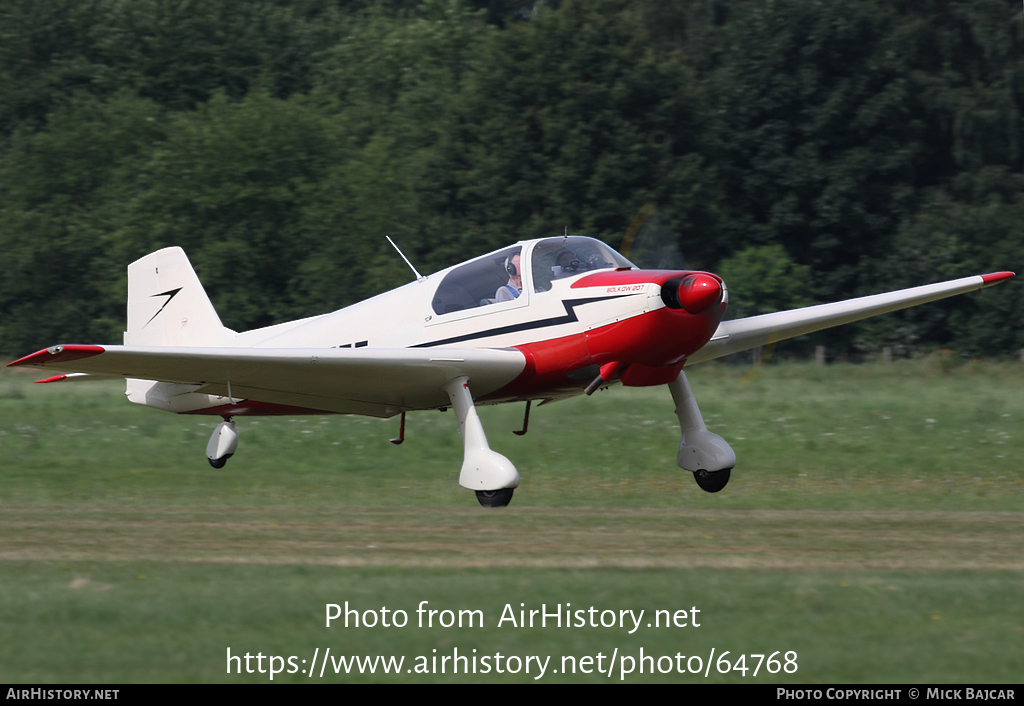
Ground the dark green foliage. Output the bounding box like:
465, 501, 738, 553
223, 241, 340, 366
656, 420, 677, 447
0, 93, 163, 354
437, 0, 714, 257
120, 89, 343, 330
0, 0, 343, 136
716, 244, 814, 321
708, 1, 924, 291
873, 169, 1024, 357
0, 0, 1021, 358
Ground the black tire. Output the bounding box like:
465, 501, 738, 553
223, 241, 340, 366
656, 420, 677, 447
476, 488, 515, 507
693, 467, 731, 493
208, 454, 231, 469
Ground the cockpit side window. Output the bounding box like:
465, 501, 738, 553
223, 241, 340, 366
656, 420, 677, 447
431, 246, 523, 316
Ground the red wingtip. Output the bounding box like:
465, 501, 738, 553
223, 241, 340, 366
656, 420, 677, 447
7, 344, 105, 368
34, 375, 69, 383
981, 271, 1015, 286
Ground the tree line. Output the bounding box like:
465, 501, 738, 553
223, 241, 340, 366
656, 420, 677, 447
1, 0, 1021, 359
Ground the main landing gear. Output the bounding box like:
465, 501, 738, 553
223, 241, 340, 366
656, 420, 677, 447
669, 371, 736, 493
444, 376, 519, 508
206, 418, 238, 468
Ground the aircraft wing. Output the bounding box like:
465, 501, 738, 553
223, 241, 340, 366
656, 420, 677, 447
688, 272, 1014, 364
7, 345, 526, 415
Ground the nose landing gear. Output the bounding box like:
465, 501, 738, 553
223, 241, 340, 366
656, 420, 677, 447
669, 371, 736, 493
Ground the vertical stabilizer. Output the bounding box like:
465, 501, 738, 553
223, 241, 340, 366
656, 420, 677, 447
126, 247, 234, 347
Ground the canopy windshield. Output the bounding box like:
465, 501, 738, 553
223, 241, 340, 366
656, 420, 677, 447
531, 236, 635, 292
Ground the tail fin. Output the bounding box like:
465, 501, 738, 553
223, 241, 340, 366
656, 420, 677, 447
126, 247, 234, 347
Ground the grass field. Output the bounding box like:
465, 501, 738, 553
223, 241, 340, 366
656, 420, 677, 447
1, 358, 1022, 682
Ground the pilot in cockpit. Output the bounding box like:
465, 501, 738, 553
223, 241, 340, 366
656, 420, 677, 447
495, 254, 523, 302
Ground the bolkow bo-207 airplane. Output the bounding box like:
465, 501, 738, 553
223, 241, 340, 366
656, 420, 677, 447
7, 235, 1015, 506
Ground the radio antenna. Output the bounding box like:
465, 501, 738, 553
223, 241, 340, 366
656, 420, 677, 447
386, 235, 425, 281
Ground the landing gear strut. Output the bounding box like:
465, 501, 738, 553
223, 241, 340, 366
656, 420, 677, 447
669, 371, 736, 493
444, 376, 519, 507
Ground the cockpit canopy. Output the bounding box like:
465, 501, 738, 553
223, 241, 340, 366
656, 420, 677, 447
431, 236, 634, 316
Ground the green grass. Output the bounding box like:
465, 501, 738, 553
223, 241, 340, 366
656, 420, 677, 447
2, 357, 1021, 510
2, 562, 1021, 683
1, 358, 1022, 682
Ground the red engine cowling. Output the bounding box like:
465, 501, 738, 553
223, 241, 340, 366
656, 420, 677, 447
661, 273, 723, 314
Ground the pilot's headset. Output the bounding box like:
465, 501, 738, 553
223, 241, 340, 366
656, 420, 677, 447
504, 255, 518, 278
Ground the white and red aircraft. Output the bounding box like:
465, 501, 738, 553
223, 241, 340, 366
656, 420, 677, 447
7, 236, 1014, 506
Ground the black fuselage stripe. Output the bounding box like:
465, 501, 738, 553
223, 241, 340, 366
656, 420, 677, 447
412, 295, 627, 348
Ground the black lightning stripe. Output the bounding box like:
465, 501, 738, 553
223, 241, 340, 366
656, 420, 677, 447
412, 295, 627, 348
144, 287, 183, 328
